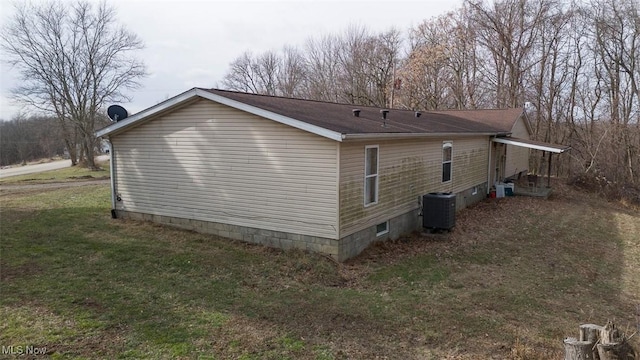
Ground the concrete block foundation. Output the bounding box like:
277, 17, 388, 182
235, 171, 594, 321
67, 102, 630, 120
114, 183, 487, 262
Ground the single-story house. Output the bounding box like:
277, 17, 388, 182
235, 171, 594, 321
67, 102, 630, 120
96, 88, 569, 261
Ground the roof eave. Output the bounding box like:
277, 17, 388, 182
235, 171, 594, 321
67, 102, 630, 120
342, 132, 505, 141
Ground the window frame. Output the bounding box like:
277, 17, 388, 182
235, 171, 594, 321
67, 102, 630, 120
442, 141, 453, 183
364, 145, 379, 206
376, 221, 389, 236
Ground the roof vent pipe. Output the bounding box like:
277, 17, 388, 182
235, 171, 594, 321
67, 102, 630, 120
380, 109, 389, 128
415, 111, 422, 118
352, 109, 361, 117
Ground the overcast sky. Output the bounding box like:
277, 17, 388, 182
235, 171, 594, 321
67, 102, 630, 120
0, 0, 462, 120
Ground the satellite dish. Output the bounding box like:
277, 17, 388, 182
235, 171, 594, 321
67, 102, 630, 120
107, 105, 128, 122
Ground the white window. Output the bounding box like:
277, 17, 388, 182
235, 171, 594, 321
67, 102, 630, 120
364, 145, 379, 206
376, 221, 389, 236
442, 142, 452, 183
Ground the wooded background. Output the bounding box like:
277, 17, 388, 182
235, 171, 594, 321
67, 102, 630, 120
222, 0, 639, 202
0, 116, 64, 166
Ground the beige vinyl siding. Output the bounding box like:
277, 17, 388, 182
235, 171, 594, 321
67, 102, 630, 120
112, 99, 339, 239
505, 115, 531, 177
339, 137, 488, 237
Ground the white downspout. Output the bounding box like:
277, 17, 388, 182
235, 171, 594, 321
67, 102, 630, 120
107, 138, 117, 218
487, 137, 493, 194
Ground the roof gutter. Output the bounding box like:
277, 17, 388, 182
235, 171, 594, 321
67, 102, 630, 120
487, 136, 493, 192
342, 132, 508, 141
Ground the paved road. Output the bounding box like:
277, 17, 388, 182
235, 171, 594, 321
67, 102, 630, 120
0, 155, 109, 179
0, 159, 73, 178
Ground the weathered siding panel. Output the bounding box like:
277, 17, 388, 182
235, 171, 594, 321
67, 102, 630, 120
339, 137, 488, 237
111, 99, 339, 239
505, 115, 531, 177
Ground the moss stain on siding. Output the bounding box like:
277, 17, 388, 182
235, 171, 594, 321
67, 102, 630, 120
339, 138, 489, 238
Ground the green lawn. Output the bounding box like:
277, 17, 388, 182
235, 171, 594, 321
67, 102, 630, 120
0, 181, 638, 359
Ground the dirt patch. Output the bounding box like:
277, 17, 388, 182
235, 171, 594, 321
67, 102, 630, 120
0, 261, 44, 282
70, 297, 105, 312
44, 323, 132, 358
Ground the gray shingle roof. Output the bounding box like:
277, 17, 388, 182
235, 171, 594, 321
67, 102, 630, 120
96, 88, 525, 139
204, 89, 518, 135
428, 108, 525, 133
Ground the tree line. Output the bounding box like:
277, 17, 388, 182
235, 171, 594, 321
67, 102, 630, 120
222, 0, 639, 199
0, 115, 65, 166
0, 113, 111, 167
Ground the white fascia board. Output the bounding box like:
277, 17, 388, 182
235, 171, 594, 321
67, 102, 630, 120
342, 132, 500, 141
492, 137, 568, 153
194, 89, 343, 142
95, 88, 199, 138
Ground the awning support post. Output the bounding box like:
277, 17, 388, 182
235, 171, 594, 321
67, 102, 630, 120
547, 152, 552, 188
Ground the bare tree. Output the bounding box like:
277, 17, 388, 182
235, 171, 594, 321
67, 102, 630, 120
399, 9, 489, 111
591, 0, 640, 184
467, 0, 552, 108
277, 46, 306, 98
336, 25, 372, 105
223, 50, 292, 96
523, 1, 572, 172
399, 16, 456, 110
1, 0, 146, 169
446, 6, 488, 109
255, 51, 280, 96
222, 52, 263, 94
365, 28, 403, 108
329, 26, 402, 107
303, 33, 343, 102
221, 25, 401, 106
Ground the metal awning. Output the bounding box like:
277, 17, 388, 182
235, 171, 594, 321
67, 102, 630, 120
492, 136, 570, 189
492, 137, 570, 153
